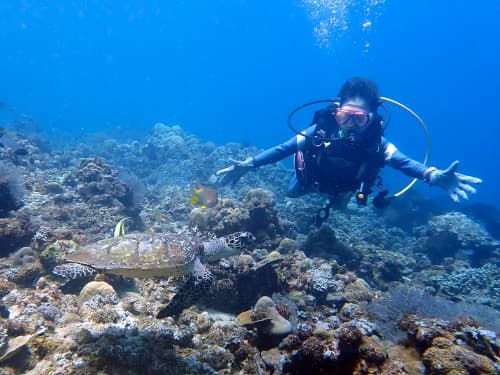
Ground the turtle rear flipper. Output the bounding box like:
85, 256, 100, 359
157, 257, 213, 318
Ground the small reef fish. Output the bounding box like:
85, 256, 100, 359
114, 217, 131, 239
191, 183, 218, 208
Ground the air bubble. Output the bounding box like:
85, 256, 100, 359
301, 0, 386, 50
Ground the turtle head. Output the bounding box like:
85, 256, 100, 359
201, 232, 255, 262
224, 231, 255, 251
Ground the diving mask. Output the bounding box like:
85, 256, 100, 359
335, 107, 372, 129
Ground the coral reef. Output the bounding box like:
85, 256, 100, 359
423, 337, 497, 375
0, 125, 498, 374
398, 314, 500, 375
189, 188, 286, 242
430, 263, 500, 307
416, 212, 499, 265
237, 295, 293, 349
0, 213, 36, 257
302, 224, 360, 267
0, 161, 25, 217
75, 157, 138, 214
367, 285, 500, 344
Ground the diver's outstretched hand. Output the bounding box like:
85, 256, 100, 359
214, 157, 255, 187
429, 160, 482, 202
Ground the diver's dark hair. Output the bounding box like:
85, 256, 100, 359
338, 77, 380, 112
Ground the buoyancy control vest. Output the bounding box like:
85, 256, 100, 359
295, 104, 386, 196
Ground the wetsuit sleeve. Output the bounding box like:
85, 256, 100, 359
382, 137, 427, 179
252, 126, 314, 167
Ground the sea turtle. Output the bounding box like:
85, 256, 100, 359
52, 231, 255, 317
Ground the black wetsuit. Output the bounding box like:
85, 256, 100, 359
251, 106, 428, 198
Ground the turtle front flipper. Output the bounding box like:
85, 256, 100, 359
53, 262, 96, 280
157, 257, 213, 318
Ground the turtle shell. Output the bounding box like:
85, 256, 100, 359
65, 232, 202, 278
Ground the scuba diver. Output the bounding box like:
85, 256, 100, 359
214, 77, 482, 226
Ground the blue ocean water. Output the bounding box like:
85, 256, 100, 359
1, 0, 499, 206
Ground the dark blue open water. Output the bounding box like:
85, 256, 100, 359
1, 0, 498, 205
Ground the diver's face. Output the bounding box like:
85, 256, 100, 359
336, 97, 372, 134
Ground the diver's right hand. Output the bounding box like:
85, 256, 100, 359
215, 157, 255, 187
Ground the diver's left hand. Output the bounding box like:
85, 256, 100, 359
429, 160, 482, 202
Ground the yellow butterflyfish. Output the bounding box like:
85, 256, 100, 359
190, 183, 218, 209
